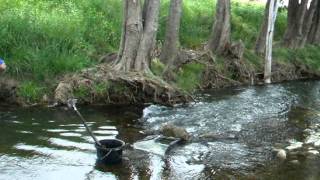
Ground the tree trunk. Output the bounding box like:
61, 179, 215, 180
301, 0, 318, 46
282, 0, 317, 48
264, 0, 278, 84
115, 0, 128, 65
115, 0, 160, 72
308, 0, 320, 44
255, 0, 271, 56
160, 0, 183, 65
207, 0, 231, 55
135, 0, 161, 71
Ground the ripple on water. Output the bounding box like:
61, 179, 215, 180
60, 133, 82, 137
48, 138, 95, 151
93, 130, 118, 135
59, 124, 80, 127
98, 126, 117, 130
47, 129, 70, 133
17, 130, 33, 134
14, 143, 95, 165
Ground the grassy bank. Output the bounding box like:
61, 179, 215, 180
0, 0, 319, 103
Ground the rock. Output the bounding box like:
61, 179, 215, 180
54, 82, 74, 104
314, 140, 320, 147
160, 123, 190, 141
308, 150, 319, 155
303, 128, 312, 134
289, 160, 300, 166
42, 94, 49, 103
273, 149, 287, 161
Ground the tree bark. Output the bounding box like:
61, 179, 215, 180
264, 0, 278, 84
135, 0, 161, 71
115, 0, 128, 64
160, 0, 183, 65
207, 0, 231, 55
255, 0, 271, 56
115, 0, 160, 72
282, 0, 317, 48
308, 0, 320, 44
301, 0, 318, 46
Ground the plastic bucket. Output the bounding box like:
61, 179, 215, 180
95, 139, 125, 164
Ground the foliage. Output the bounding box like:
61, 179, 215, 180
274, 45, 320, 71
93, 82, 109, 96
17, 81, 45, 103
176, 62, 205, 92
150, 58, 166, 76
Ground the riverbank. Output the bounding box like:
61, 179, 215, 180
1, 49, 319, 106
0, 0, 320, 106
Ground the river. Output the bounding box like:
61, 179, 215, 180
1, 80, 320, 179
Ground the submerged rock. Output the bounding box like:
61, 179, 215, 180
289, 160, 300, 166
160, 123, 190, 141
273, 148, 287, 161
307, 150, 319, 155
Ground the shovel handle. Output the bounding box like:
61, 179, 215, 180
67, 99, 102, 146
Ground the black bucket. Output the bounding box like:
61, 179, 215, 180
95, 139, 125, 165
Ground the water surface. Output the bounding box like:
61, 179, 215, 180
1, 80, 320, 179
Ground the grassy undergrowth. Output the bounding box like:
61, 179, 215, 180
0, 0, 319, 101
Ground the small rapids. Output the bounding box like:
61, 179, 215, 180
1, 80, 320, 179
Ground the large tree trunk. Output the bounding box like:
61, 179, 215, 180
301, 0, 318, 46
115, 0, 129, 65
207, 0, 231, 54
115, 0, 160, 72
282, 0, 318, 48
308, 0, 320, 44
135, 0, 161, 71
264, 0, 279, 84
160, 0, 183, 65
255, 0, 271, 55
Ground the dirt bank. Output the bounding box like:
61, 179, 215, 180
54, 64, 192, 106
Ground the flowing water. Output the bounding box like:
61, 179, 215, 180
1, 80, 320, 179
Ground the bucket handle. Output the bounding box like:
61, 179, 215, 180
100, 150, 112, 161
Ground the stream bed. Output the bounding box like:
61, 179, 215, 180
1, 80, 320, 179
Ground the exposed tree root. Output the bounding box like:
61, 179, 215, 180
54, 64, 192, 106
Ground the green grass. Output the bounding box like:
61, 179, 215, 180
274, 45, 320, 72
17, 81, 45, 103
150, 58, 166, 76
0, 0, 319, 99
176, 63, 205, 92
